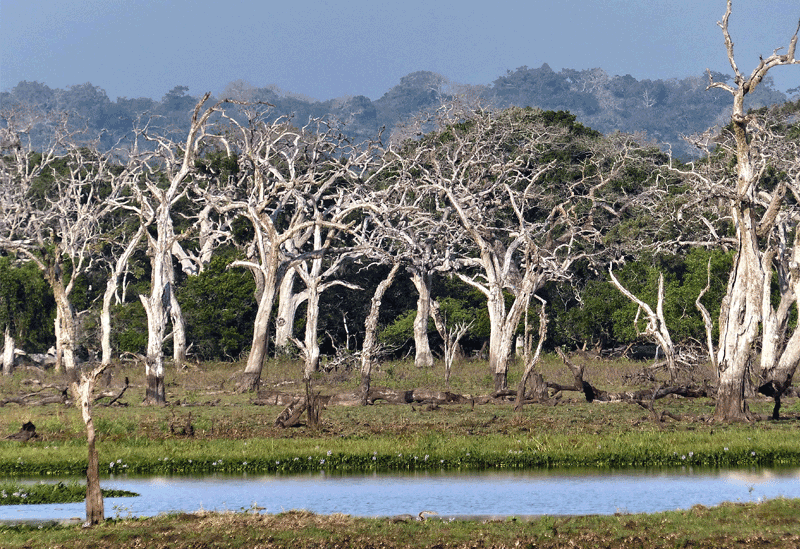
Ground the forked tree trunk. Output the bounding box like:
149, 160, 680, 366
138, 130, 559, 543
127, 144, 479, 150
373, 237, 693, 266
3, 326, 14, 376
515, 297, 547, 410
705, 2, 799, 421
52, 282, 78, 383
411, 271, 434, 368
714, 207, 763, 421
486, 286, 511, 391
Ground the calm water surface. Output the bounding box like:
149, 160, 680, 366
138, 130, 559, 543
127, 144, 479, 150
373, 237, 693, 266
2, 467, 799, 521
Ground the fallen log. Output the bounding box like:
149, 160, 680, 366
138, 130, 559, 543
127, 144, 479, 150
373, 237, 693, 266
0, 386, 68, 407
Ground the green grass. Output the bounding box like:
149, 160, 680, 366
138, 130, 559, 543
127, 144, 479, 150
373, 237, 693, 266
0, 356, 797, 476
2, 499, 800, 548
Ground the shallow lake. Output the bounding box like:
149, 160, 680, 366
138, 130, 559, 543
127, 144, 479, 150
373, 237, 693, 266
2, 467, 800, 522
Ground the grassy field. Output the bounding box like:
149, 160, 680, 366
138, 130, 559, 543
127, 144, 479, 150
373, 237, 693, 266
2, 500, 800, 548
1, 354, 800, 547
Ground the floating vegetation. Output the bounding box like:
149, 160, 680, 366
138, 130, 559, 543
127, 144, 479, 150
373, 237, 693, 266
0, 481, 137, 505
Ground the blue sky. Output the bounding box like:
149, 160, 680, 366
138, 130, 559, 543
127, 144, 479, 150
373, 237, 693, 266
1, 0, 798, 101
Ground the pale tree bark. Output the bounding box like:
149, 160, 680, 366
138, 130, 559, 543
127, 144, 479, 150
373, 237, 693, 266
2, 326, 13, 376
275, 268, 303, 352
360, 261, 402, 403
69, 362, 108, 526
292, 221, 362, 379
215, 111, 384, 392
701, 2, 799, 421
410, 271, 434, 368
0, 110, 122, 383
127, 93, 229, 401
442, 318, 473, 388
99, 224, 148, 366
608, 269, 678, 381
396, 105, 632, 391
515, 295, 548, 410
274, 226, 314, 352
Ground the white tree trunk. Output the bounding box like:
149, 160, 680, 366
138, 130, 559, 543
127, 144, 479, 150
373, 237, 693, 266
410, 271, 434, 368
714, 208, 764, 420
275, 268, 303, 352
301, 282, 321, 379
69, 363, 108, 525
360, 262, 401, 402
3, 326, 14, 376
141, 220, 172, 404
486, 285, 513, 391
169, 281, 187, 369
52, 284, 78, 381
239, 263, 280, 391
100, 279, 115, 367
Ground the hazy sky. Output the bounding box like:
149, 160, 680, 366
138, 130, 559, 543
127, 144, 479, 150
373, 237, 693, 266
2, 0, 798, 102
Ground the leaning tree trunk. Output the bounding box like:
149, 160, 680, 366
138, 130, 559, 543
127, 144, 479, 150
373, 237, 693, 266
759, 247, 800, 418
360, 262, 401, 404
101, 225, 146, 366
238, 263, 281, 392
3, 326, 14, 376
410, 271, 434, 368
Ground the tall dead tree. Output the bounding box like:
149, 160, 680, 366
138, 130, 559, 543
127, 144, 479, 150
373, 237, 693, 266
673, 2, 799, 420
124, 93, 229, 403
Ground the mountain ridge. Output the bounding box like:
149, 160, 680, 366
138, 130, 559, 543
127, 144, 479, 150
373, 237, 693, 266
1, 64, 792, 158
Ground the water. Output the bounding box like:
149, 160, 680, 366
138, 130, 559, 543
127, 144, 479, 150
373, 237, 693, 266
2, 467, 799, 522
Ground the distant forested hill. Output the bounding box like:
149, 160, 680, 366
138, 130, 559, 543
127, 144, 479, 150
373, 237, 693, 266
1, 65, 791, 158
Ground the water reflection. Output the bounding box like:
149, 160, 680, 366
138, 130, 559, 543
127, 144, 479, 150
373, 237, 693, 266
2, 467, 799, 522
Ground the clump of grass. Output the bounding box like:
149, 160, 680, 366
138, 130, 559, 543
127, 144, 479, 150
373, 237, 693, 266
0, 480, 137, 505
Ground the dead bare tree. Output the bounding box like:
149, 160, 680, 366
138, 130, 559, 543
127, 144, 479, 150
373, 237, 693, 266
608, 269, 678, 382
121, 94, 231, 403
514, 295, 548, 410
359, 261, 402, 403
442, 317, 473, 388
291, 214, 364, 380
670, 2, 800, 420
396, 105, 649, 390
0, 110, 122, 381
217, 111, 384, 391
